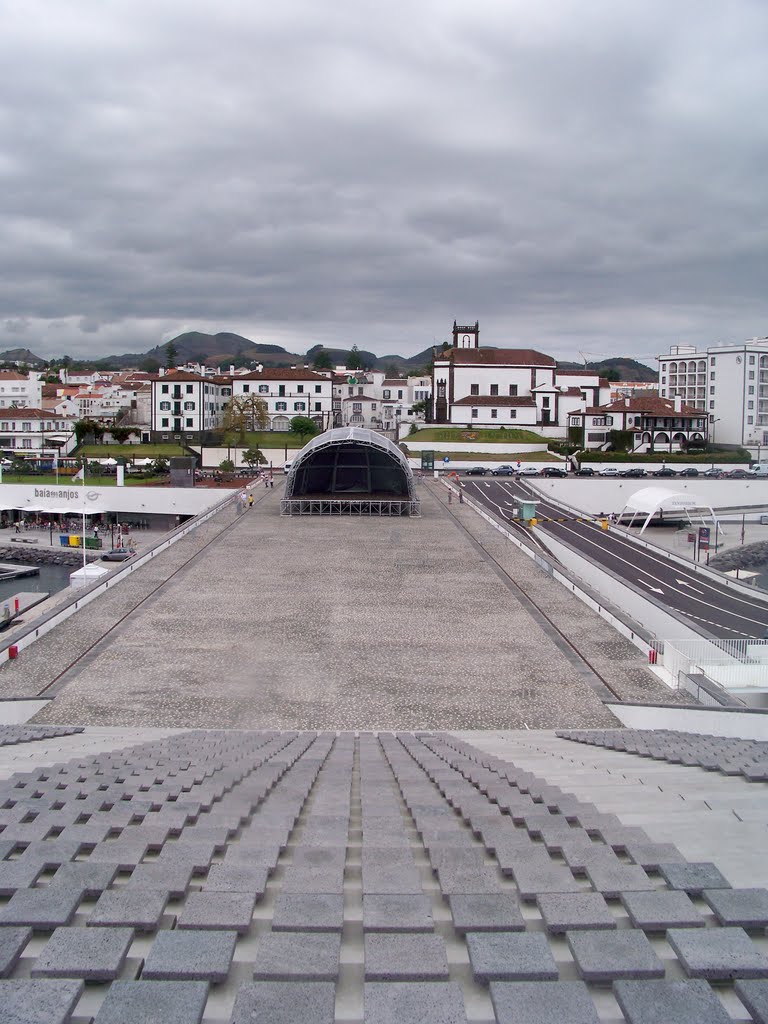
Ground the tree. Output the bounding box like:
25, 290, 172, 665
151, 457, 169, 475
290, 416, 319, 444
410, 399, 429, 417
346, 344, 364, 371
313, 349, 333, 370
165, 341, 178, 369
73, 418, 105, 445
141, 357, 161, 374
242, 446, 266, 469
110, 426, 134, 445
219, 458, 235, 473
222, 395, 269, 443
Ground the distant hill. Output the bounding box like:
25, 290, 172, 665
557, 357, 657, 382
0, 347, 44, 366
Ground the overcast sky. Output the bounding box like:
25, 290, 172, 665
1, 1, 766, 365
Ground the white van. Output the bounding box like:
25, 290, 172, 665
750, 464, 768, 477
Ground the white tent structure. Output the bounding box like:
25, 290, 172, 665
619, 485, 720, 536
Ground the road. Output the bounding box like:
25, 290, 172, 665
458, 475, 768, 640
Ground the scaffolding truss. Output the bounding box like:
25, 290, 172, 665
280, 497, 420, 517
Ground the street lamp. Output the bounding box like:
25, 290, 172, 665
709, 416, 720, 449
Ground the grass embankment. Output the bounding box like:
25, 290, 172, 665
404, 428, 550, 444
1, 473, 164, 487
419, 451, 559, 463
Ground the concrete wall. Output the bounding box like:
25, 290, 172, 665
197, 446, 298, 469
608, 701, 768, 740
401, 441, 548, 454
0, 483, 224, 517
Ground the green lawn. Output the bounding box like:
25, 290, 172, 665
404, 428, 551, 444
0, 473, 164, 486
224, 431, 315, 449
78, 443, 187, 458
422, 451, 560, 463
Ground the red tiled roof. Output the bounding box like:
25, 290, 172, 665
580, 395, 704, 416
342, 395, 378, 403
0, 371, 28, 381
151, 371, 209, 383
0, 408, 75, 420
453, 396, 536, 407
237, 368, 328, 381
436, 347, 556, 367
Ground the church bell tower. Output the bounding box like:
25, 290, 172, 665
452, 320, 479, 349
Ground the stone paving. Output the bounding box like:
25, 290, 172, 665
1, 483, 674, 731
0, 726, 763, 1023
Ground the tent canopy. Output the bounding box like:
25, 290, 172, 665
619, 485, 718, 535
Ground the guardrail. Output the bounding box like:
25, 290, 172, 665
0, 491, 236, 665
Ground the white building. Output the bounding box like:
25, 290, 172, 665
231, 368, 333, 432
0, 371, 43, 410
331, 371, 430, 434
0, 409, 77, 457
150, 371, 231, 443
658, 339, 768, 452
431, 323, 609, 437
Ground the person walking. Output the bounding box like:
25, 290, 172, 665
248, 494, 254, 509
264, 477, 269, 489
270, 478, 274, 489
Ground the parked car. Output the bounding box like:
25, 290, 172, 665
598, 467, 620, 476
102, 548, 135, 562
575, 467, 595, 476
283, 462, 293, 474
491, 465, 516, 476
518, 466, 540, 476
541, 467, 567, 477
728, 468, 751, 479
464, 466, 488, 476
619, 468, 646, 478
703, 468, 723, 478
652, 467, 677, 477
678, 468, 699, 477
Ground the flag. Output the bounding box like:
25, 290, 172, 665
72, 466, 84, 481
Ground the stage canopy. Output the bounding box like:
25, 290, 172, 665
619, 485, 718, 534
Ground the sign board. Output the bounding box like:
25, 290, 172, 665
421, 451, 435, 471
443, 456, 450, 464
699, 526, 710, 550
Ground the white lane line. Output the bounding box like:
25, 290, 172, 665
675, 579, 706, 594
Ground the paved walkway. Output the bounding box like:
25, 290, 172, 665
0, 482, 673, 730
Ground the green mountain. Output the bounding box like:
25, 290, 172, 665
0, 348, 45, 366
556, 357, 657, 382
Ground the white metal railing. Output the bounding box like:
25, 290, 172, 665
655, 638, 768, 690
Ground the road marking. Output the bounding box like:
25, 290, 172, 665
639, 581, 664, 594
675, 579, 706, 594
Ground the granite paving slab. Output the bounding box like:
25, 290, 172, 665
567, 930, 665, 982
537, 893, 616, 934
0, 978, 84, 1024
363, 981, 468, 1024
447, 894, 524, 934
619, 890, 705, 931
735, 980, 768, 1024
0, 886, 83, 929
31, 926, 133, 981
0, 926, 31, 978
176, 892, 256, 934
93, 979, 209, 1024
252, 932, 341, 982
142, 929, 237, 983
87, 889, 170, 931
658, 862, 732, 895
364, 933, 449, 981
489, 980, 600, 1024
667, 926, 768, 980
466, 932, 558, 983
229, 981, 336, 1024
703, 888, 768, 929
613, 978, 732, 1024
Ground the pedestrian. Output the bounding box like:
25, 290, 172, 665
459, 490, 464, 504
264, 477, 269, 489
448, 490, 452, 504
248, 494, 254, 509
270, 478, 274, 488
14, 521, 20, 534
93, 525, 99, 539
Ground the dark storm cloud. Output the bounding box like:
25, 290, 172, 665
0, 0, 766, 362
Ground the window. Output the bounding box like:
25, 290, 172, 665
709, 401, 714, 410
358, 387, 363, 396
22, 422, 30, 432
508, 385, 518, 397
258, 385, 269, 393
371, 403, 376, 410
750, 386, 755, 395
383, 389, 391, 399
710, 386, 715, 395
750, 355, 756, 364
352, 403, 362, 414
314, 402, 321, 412
293, 402, 305, 411
710, 372, 715, 380
159, 401, 170, 411
749, 371, 755, 380
711, 357, 716, 366
748, 416, 754, 424
397, 390, 403, 399
297, 385, 304, 394
748, 401, 754, 410
542, 397, 550, 408
470, 384, 479, 396
161, 418, 169, 427
183, 402, 195, 411
161, 384, 169, 394
275, 402, 287, 411
278, 385, 286, 397
491, 409, 498, 419
242, 384, 250, 393
471, 408, 478, 418
21, 438, 32, 448
185, 418, 194, 427
314, 385, 322, 393
348, 387, 353, 396
490, 384, 498, 396
509, 409, 517, 419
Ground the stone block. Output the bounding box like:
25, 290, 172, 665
703, 888, 768, 929
229, 981, 336, 1024
448, 897, 528, 937
88, 889, 169, 931
613, 979, 732, 1024
658, 862, 731, 895
537, 893, 615, 934
364, 933, 448, 981
489, 980, 600, 1024
88, 840, 150, 870
735, 980, 768, 1023
176, 892, 256, 933
466, 932, 558, 983
18, 840, 84, 868
50, 862, 119, 898
272, 893, 344, 932
142, 929, 237, 983
567, 930, 664, 982
667, 926, 768, 980
202, 864, 268, 895
361, 850, 422, 895
93, 980, 209, 1024
584, 861, 654, 899
620, 890, 705, 931
364, 981, 468, 1024
0, 978, 83, 1024
32, 926, 133, 981
0, 887, 83, 930
253, 932, 341, 982
0, 926, 31, 978
623, 842, 685, 870
282, 848, 346, 894
126, 862, 194, 899
0, 861, 45, 896
509, 860, 581, 902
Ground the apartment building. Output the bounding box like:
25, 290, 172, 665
0, 409, 77, 457
231, 369, 333, 432
0, 371, 43, 410
658, 339, 768, 451
150, 371, 231, 443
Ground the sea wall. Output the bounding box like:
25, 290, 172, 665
710, 541, 768, 573
0, 545, 101, 567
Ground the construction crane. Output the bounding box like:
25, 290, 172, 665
578, 351, 612, 367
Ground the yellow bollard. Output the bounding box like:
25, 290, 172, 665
529, 517, 538, 528
600, 518, 609, 530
